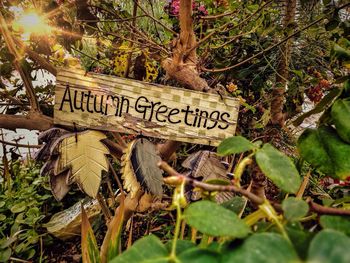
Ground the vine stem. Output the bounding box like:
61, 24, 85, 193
170, 204, 182, 262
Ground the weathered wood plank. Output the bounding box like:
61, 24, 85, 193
54, 68, 240, 146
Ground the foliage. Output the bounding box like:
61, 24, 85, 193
0, 161, 59, 262
1, 0, 350, 262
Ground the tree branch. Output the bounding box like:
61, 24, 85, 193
158, 161, 350, 216
0, 139, 42, 148
135, 1, 177, 35
202, 2, 350, 73
0, 11, 40, 112
0, 113, 53, 131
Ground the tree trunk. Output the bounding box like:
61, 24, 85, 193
270, 0, 297, 126
162, 0, 209, 92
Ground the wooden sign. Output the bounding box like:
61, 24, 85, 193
54, 68, 240, 146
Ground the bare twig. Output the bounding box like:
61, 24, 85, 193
158, 161, 263, 205
159, 161, 350, 216
0, 139, 42, 149
135, 1, 177, 35
184, 0, 273, 58
124, 0, 138, 78
202, 2, 350, 73
0, 12, 40, 112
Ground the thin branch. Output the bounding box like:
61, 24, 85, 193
159, 161, 350, 216
184, 0, 273, 58
308, 199, 350, 216
0, 139, 42, 148
200, 10, 235, 20
135, 1, 177, 35
202, 2, 350, 73
124, 0, 138, 78
12, 37, 57, 76
0, 11, 40, 112
158, 161, 263, 205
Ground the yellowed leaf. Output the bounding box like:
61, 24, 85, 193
55, 130, 109, 198
121, 140, 141, 198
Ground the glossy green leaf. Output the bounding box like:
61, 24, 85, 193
308, 230, 350, 263
222, 233, 299, 263
183, 201, 249, 238
282, 198, 309, 221
298, 126, 350, 179
221, 196, 246, 214
297, 128, 334, 175
178, 248, 219, 263
110, 235, 168, 263
331, 99, 350, 143
320, 215, 350, 236
217, 136, 256, 156
255, 144, 301, 193
293, 88, 342, 126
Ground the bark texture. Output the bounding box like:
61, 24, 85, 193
270, 0, 297, 126
162, 0, 209, 91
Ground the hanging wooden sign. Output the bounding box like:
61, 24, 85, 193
54, 68, 240, 146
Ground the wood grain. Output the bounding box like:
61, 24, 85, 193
54, 68, 239, 146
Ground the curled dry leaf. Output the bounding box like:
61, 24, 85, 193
121, 139, 163, 198
182, 150, 233, 203
54, 130, 110, 198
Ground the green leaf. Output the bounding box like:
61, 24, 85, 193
222, 233, 299, 263
333, 44, 350, 61
10, 202, 27, 214
308, 230, 350, 263
255, 144, 301, 193
286, 224, 314, 260
178, 248, 219, 263
297, 126, 350, 179
110, 235, 168, 263
221, 196, 246, 214
0, 214, 6, 221
0, 248, 11, 262
331, 99, 350, 143
293, 88, 342, 126
81, 205, 100, 263
183, 201, 249, 238
320, 215, 350, 236
165, 240, 196, 255
217, 136, 256, 156
282, 198, 309, 221
297, 128, 334, 175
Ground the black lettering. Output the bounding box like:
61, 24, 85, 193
197, 110, 209, 128
73, 90, 85, 112
135, 96, 151, 119
119, 96, 130, 116
59, 85, 74, 112
155, 105, 168, 123
207, 111, 220, 130
192, 108, 200, 127
148, 101, 161, 121
218, 112, 230, 129
94, 95, 104, 114
168, 108, 181, 124
85, 91, 93, 113
181, 106, 194, 126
